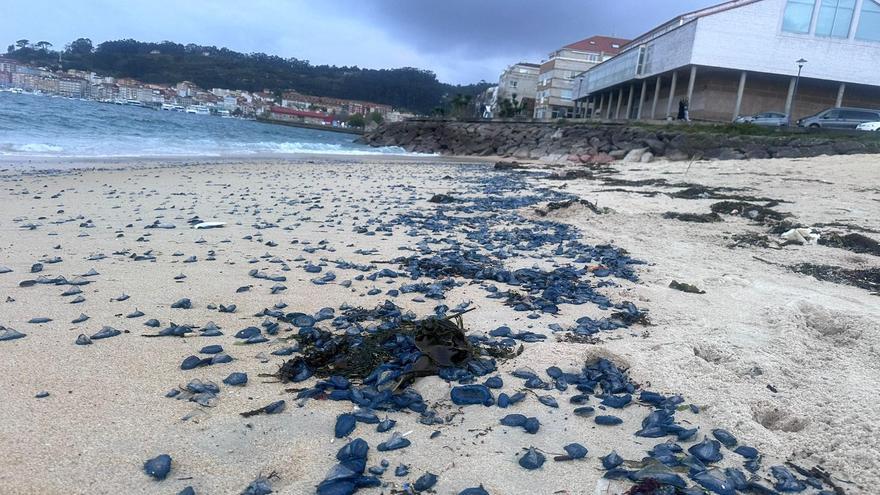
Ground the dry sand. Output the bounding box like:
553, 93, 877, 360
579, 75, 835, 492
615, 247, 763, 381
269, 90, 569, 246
0, 154, 877, 495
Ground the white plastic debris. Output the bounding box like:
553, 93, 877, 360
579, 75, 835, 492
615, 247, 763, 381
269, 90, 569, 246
781, 228, 820, 245
194, 222, 226, 229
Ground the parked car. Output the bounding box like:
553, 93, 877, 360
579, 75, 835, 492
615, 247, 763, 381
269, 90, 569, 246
798, 107, 880, 129
734, 112, 789, 126
856, 121, 880, 131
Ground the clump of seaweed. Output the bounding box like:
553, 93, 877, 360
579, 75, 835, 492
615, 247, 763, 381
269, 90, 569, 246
710, 201, 789, 223
791, 263, 880, 293
535, 199, 606, 216
662, 211, 722, 223
266, 305, 521, 393
818, 232, 880, 257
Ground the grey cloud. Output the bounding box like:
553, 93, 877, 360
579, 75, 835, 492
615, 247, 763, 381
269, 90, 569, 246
332, 0, 718, 58
5, 0, 721, 83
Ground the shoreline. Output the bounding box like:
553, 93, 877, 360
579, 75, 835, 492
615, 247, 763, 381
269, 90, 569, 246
0, 154, 876, 494
0, 152, 494, 173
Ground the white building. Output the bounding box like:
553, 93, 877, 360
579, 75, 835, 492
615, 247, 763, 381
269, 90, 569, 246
573, 0, 880, 121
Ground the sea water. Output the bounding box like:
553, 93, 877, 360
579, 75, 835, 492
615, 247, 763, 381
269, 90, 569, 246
0, 92, 406, 158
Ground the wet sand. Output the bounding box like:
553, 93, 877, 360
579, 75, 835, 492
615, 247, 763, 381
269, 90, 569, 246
0, 154, 877, 494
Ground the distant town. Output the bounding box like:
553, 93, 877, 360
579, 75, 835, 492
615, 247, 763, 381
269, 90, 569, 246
0, 57, 415, 130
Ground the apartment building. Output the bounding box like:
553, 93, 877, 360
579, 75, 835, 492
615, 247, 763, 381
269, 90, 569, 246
495, 62, 540, 116
534, 35, 630, 119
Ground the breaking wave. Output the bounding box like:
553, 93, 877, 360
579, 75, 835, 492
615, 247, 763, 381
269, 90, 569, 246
0, 143, 65, 154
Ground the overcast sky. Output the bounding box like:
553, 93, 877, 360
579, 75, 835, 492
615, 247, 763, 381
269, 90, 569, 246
5, 0, 719, 84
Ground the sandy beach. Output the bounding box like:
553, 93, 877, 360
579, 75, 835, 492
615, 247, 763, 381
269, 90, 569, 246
0, 154, 877, 495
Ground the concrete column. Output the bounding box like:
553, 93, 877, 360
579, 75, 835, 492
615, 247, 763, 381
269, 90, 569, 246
686, 65, 697, 103
636, 80, 648, 120
615, 88, 624, 119
625, 84, 635, 119
836, 83, 846, 107
665, 71, 678, 118
784, 76, 797, 117
651, 76, 662, 119
597, 93, 605, 119
733, 71, 748, 121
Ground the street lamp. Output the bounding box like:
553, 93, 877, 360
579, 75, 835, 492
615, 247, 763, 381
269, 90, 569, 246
791, 58, 807, 125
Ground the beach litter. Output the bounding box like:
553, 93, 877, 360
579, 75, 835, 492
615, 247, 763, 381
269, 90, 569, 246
194, 221, 227, 229
780, 227, 820, 245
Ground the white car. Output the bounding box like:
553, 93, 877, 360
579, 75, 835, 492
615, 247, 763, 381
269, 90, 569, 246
856, 121, 880, 131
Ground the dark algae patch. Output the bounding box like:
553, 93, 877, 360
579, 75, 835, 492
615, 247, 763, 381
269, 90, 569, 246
818, 232, 880, 257
791, 264, 880, 293
710, 201, 790, 223
662, 211, 723, 223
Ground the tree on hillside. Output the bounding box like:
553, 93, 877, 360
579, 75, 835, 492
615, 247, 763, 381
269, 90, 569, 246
35, 41, 52, 52
4, 37, 493, 114
65, 38, 93, 56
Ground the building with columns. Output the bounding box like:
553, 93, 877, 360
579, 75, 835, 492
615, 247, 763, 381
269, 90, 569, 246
572, 0, 880, 122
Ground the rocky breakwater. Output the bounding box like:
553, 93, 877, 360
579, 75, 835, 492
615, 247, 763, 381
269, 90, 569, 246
359, 120, 880, 162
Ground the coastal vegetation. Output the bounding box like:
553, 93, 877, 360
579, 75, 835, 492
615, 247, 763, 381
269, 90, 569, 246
5, 38, 492, 114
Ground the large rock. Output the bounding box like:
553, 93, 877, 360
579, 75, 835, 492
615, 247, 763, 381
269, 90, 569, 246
622, 148, 649, 163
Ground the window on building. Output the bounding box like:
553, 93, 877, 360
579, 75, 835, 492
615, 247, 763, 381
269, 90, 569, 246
636, 45, 648, 75
782, 0, 817, 33
857, 0, 880, 41
510, 81, 518, 88
816, 0, 855, 37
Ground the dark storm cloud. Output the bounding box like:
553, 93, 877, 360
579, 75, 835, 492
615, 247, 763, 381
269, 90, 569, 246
5, 0, 720, 84
335, 0, 718, 58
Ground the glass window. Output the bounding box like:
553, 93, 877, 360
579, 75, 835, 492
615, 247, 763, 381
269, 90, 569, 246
857, 0, 880, 41
783, 0, 817, 33
840, 110, 876, 119
816, 0, 855, 37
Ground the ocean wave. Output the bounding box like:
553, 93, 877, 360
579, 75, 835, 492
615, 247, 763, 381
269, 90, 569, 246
0, 143, 64, 154
243, 141, 407, 155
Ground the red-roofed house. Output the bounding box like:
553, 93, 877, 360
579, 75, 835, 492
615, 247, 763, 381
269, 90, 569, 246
534, 35, 630, 119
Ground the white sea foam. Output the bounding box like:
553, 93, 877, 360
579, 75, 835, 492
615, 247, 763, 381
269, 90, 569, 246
0, 143, 65, 155
243, 141, 407, 155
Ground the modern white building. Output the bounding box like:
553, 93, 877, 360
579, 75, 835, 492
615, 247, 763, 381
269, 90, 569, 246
572, 0, 880, 122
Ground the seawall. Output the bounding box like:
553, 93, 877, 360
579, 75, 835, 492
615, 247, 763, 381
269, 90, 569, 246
359, 120, 880, 162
